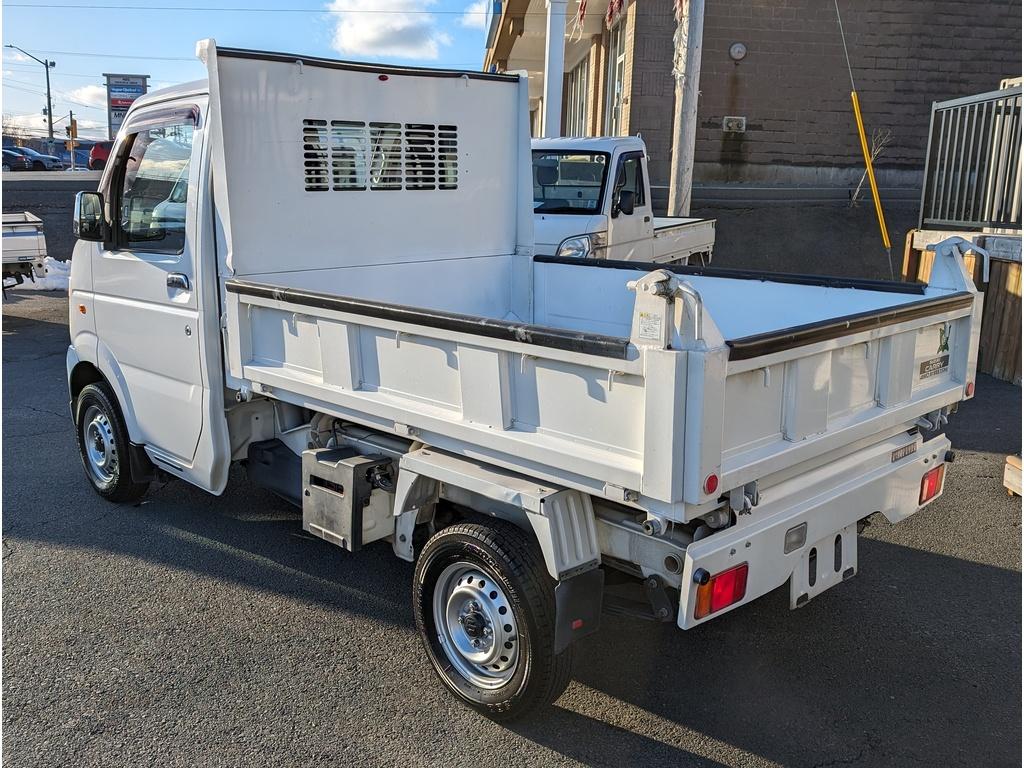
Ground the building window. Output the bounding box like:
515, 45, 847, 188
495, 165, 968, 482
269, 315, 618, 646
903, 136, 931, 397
604, 21, 626, 136
564, 58, 589, 136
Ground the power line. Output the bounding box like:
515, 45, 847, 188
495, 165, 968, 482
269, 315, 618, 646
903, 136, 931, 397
6, 2, 494, 15
6, 46, 195, 61
3, 81, 108, 112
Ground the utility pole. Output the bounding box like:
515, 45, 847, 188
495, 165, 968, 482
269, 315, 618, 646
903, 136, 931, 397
66, 110, 77, 170
5, 44, 56, 141
667, 0, 704, 217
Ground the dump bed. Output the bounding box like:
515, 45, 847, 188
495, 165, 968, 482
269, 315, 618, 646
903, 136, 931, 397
205, 43, 981, 523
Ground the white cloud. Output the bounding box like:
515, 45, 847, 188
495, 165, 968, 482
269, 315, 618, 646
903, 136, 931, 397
4, 112, 106, 139
459, 0, 488, 29
326, 0, 451, 60
67, 84, 107, 108
3, 50, 31, 63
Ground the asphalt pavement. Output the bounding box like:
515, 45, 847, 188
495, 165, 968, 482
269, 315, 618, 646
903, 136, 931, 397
3, 290, 1021, 767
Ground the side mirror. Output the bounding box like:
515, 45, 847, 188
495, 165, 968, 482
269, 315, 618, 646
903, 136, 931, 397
615, 189, 635, 217
73, 191, 106, 242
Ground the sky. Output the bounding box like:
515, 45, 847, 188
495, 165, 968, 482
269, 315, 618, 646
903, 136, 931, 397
2, 0, 493, 139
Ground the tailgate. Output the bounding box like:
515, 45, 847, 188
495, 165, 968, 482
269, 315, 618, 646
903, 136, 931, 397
651, 217, 715, 264
680, 239, 982, 508
2, 213, 45, 263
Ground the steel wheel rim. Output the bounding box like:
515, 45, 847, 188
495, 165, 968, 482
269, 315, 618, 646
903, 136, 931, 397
433, 562, 519, 689
82, 404, 118, 485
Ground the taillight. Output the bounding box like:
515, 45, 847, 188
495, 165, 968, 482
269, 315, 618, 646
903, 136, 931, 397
703, 473, 719, 495
965, 381, 975, 397
694, 563, 748, 620
919, 464, 945, 505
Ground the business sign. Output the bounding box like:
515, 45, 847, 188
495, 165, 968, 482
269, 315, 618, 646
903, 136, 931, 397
103, 73, 150, 140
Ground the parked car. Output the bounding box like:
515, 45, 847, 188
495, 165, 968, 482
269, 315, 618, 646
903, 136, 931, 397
88, 141, 113, 170
6, 146, 66, 170
2, 149, 32, 171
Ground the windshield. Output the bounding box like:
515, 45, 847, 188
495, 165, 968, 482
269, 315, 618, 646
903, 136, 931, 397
532, 150, 609, 215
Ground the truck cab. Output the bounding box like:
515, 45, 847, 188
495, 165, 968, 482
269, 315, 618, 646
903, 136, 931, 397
532, 136, 714, 264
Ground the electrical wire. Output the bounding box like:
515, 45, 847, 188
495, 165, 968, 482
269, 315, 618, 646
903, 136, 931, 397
8, 2, 497, 15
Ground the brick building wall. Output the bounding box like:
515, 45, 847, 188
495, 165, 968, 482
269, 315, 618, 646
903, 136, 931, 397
623, 0, 1021, 190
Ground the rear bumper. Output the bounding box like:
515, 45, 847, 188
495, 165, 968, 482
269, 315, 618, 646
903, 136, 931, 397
679, 431, 951, 629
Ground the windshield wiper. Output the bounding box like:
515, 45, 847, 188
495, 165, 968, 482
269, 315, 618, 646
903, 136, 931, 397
534, 204, 592, 214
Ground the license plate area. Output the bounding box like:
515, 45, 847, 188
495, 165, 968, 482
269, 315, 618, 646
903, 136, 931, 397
790, 524, 858, 609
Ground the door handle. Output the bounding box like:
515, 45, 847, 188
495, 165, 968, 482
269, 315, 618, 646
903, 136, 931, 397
167, 272, 190, 291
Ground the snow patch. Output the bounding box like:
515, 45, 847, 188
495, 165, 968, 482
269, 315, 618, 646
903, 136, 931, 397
7, 257, 71, 292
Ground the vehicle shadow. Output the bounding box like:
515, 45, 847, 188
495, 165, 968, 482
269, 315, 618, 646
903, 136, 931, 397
569, 537, 1021, 767
510, 704, 730, 767
5, 462, 1020, 767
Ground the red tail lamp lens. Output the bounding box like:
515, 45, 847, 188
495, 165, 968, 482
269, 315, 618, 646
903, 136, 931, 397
694, 563, 748, 619
703, 473, 719, 495
919, 464, 945, 505
965, 381, 975, 397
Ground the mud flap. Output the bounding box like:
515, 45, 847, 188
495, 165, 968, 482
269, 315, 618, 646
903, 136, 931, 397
553, 567, 604, 653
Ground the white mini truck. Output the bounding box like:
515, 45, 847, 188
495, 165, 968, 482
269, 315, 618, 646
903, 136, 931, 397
533, 136, 715, 264
68, 42, 981, 719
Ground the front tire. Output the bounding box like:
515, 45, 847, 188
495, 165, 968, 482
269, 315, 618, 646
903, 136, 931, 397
413, 519, 573, 720
75, 382, 149, 502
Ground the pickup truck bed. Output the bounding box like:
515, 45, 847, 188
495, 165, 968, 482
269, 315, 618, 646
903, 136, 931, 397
652, 216, 715, 264
2, 212, 46, 286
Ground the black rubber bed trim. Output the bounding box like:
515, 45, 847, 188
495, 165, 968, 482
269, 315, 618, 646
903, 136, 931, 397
726, 292, 975, 360
225, 280, 630, 360
216, 46, 519, 83
535, 254, 928, 295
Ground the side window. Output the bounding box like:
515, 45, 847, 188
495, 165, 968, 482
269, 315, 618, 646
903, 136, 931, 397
615, 154, 646, 208
118, 123, 194, 254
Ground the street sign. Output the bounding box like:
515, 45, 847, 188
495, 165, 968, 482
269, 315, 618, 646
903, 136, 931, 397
103, 73, 149, 140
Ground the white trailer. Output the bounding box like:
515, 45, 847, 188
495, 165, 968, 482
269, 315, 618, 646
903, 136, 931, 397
533, 136, 715, 264
67, 42, 981, 720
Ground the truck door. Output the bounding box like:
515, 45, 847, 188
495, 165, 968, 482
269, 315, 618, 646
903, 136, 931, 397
91, 107, 208, 475
606, 151, 654, 261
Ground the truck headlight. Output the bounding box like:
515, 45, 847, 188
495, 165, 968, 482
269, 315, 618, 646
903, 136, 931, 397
556, 235, 592, 259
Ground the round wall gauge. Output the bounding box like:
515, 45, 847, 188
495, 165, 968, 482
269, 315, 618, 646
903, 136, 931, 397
729, 42, 747, 62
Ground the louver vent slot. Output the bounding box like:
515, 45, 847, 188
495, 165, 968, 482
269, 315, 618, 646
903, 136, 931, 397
302, 119, 458, 192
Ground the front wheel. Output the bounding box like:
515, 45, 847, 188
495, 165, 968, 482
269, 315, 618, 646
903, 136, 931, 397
75, 382, 149, 502
413, 519, 573, 720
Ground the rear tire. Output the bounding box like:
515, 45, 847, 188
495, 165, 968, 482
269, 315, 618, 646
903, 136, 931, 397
413, 519, 573, 721
75, 382, 149, 502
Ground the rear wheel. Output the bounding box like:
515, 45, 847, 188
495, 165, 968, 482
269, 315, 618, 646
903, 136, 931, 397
413, 519, 573, 720
75, 382, 149, 502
